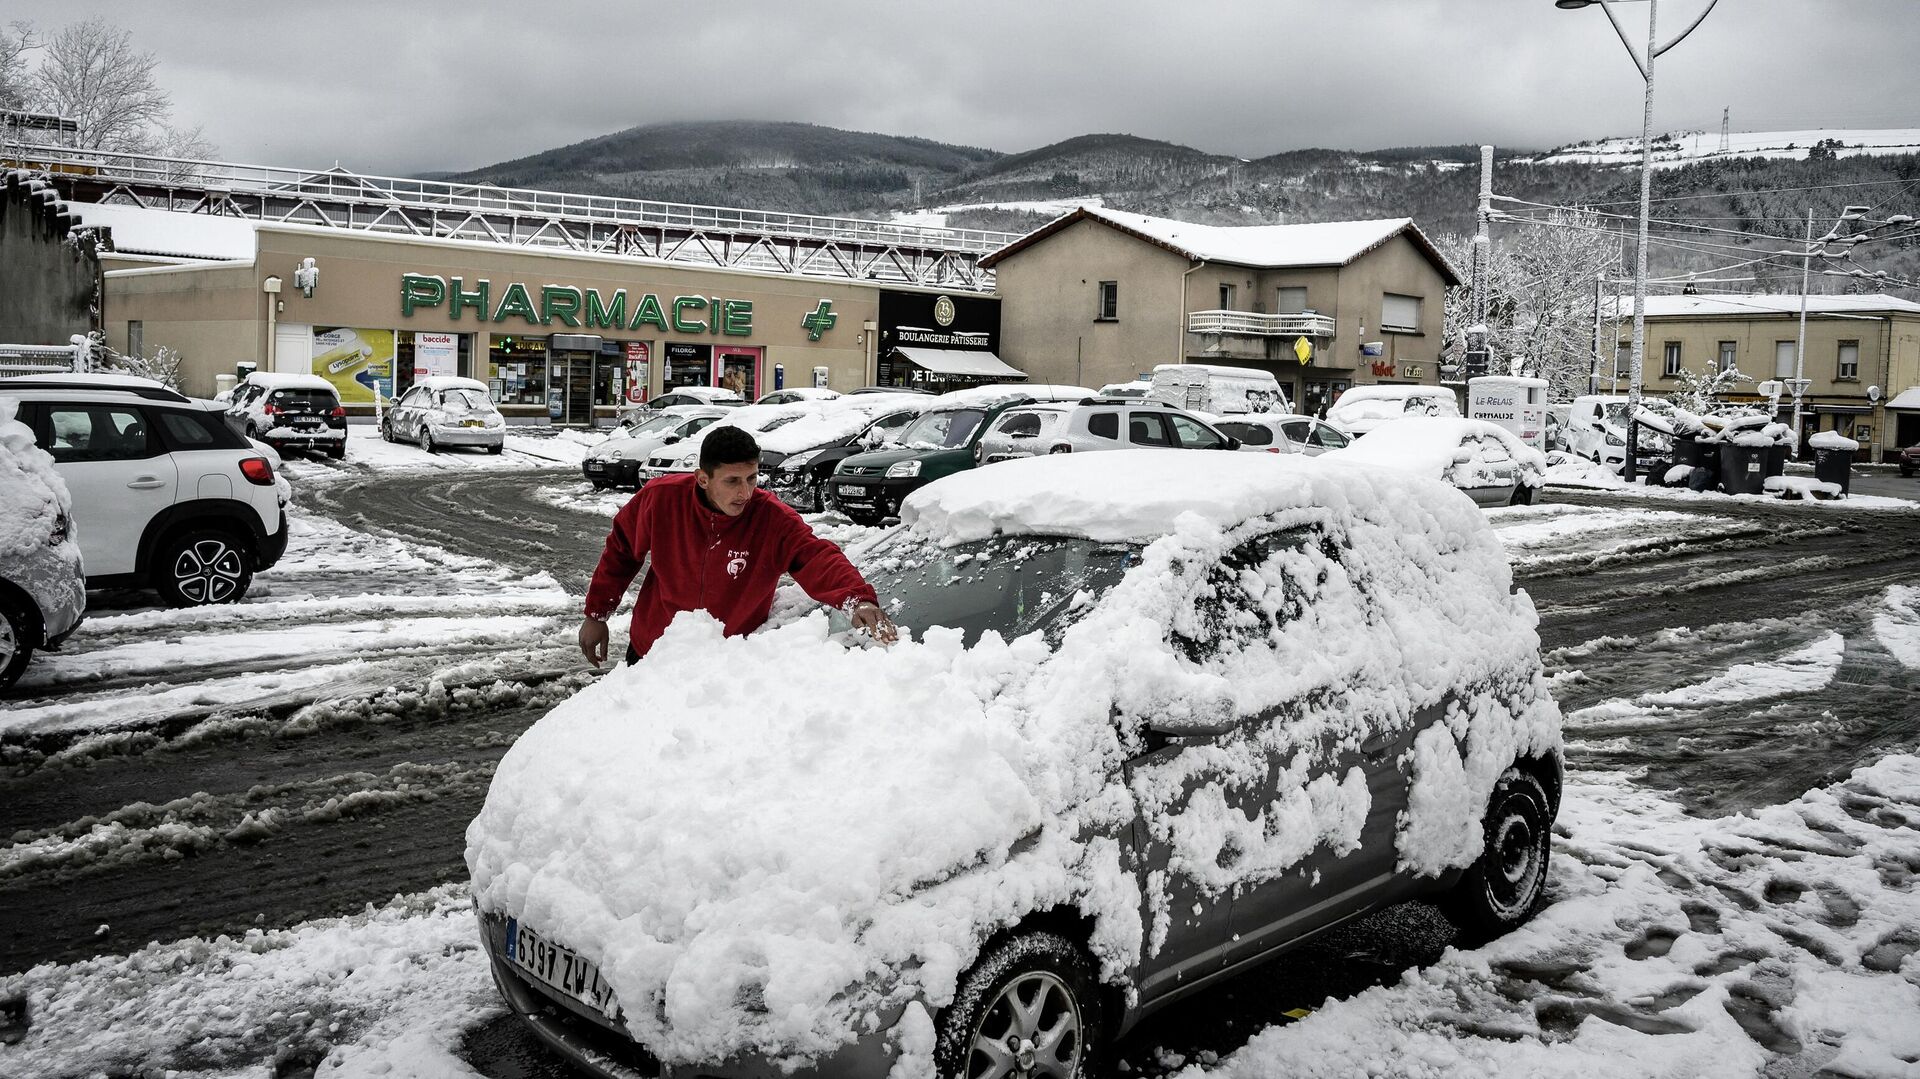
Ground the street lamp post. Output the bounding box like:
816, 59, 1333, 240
1555, 0, 1719, 482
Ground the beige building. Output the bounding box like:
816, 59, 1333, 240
981, 207, 1461, 416
1618, 294, 1920, 462
93, 212, 987, 424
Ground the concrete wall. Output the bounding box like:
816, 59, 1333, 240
103, 262, 259, 397
0, 172, 102, 346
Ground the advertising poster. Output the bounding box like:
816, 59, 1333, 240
414, 332, 458, 379
314, 327, 396, 404
625, 341, 650, 404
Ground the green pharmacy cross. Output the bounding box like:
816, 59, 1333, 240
801, 300, 838, 341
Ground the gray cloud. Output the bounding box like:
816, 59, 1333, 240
11, 0, 1919, 176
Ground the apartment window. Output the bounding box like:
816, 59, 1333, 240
1381, 293, 1422, 333
1276, 287, 1307, 314
1662, 341, 1682, 377
1774, 340, 1797, 379
1837, 340, 1860, 380
127, 320, 144, 360
1218, 283, 1236, 310
1717, 340, 1737, 372
1096, 281, 1118, 321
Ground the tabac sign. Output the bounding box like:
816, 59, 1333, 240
399, 274, 755, 336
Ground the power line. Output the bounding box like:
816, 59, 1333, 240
1568, 176, 1920, 209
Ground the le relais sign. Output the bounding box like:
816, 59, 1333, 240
399, 273, 757, 337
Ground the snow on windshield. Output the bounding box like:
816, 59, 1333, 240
898, 408, 985, 450
467, 452, 1557, 1070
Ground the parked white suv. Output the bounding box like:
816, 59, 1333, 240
1, 396, 86, 689
977, 398, 1236, 462
1, 377, 289, 607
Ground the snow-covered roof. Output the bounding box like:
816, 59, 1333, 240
927, 383, 1096, 411
758, 387, 841, 403
414, 375, 490, 393
1152, 362, 1277, 380
1326, 417, 1545, 484
69, 202, 257, 260
1608, 293, 1920, 319
243, 372, 335, 392
1885, 387, 1920, 411
669, 386, 745, 403
983, 205, 1462, 283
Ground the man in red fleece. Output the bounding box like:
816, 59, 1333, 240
578, 424, 897, 666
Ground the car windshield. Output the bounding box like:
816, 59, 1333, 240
627, 414, 681, 437
862, 533, 1139, 647
1602, 403, 1632, 426
898, 408, 985, 450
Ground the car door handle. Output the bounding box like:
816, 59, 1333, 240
127, 476, 167, 489
1361, 733, 1392, 761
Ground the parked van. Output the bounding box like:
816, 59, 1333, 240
1149, 363, 1289, 415
1467, 376, 1549, 452
1565, 394, 1634, 472
1326, 384, 1460, 437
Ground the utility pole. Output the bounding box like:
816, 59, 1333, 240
1590, 272, 1605, 396
1792, 206, 1813, 459
1466, 144, 1494, 381
1719, 106, 1729, 153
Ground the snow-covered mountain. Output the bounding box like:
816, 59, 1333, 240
1524, 128, 1920, 168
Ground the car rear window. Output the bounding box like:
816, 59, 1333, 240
268, 389, 337, 410
1218, 421, 1271, 446
996, 412, 1043, 438
1087, 412, 1118, 440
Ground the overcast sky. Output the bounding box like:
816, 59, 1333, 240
11, 0, 1919, 175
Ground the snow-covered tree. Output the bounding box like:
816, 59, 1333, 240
0, 21, 34, 112
29, 18, 171, 153
1443, 210, 1625, 401
1665, 363, 1752, 414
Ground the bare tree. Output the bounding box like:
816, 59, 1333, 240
30, 18, 170, 154
0, 21, 35, 112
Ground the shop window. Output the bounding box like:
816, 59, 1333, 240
1662, 341, 1682, 377
490, 334, 548, 407
1096, 281, 1118, 321
663, 343, 712, 390
1837, 340, 1859, 380
1381, 293, 1422, 333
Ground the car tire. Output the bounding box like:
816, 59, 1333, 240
381, 420, 395, 443
486, 443, 503, 455
421, 429, 437, 455
1439, 767, 1553, 946
1903, 466, 1914, 478
327, 442, 346, 460
934, 931, 1104, 1079
1509, 484, 1535, 507
591, 480, 611, 490
154, 529, 255, 607
0, 598, 32, 690
845, 511, 883, 527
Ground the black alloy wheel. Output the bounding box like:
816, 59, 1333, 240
154, 530, 254, 607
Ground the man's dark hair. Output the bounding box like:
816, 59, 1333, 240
699, 425, 761, 472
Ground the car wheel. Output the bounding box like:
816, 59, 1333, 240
421, 429, 437, 454
935, 931, 1103, 1079
0, 599, 32, 690
154, 529, 255, 607
1509, 484, 1535, 506
845, 510, 883, 527
1903, 466, 1914, 478
327, 442, 346, 460
591, 480, 611, 490
1439, 767, 1553, 945
486, 443, 503, 455
381, 420, 394, 443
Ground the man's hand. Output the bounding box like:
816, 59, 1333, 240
849, 600, 899, 645
579, 617, 610, 667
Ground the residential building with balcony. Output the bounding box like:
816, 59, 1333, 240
1610, 293, 1920, 462
980, 206, 1461, 417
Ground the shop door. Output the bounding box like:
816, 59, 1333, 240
714, 346, 763, 400
552, 351, 595, 424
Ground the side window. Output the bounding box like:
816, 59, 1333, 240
1312, 423, 1349, 449
1087, 412, 1119, 440
1218, 421, 1271, 447
997, 412, 1043, 438
1127, 412, 1173, 446
1280, 421, 1313, 444
1172, 528, 1327, 663
1169, 414, 1223, 449
45, 405, 157, 462
158, 409, 218, 448
682, 417, 717, 436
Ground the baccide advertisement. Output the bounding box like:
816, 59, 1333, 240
414, 332, 458, 380
314, 327, 395, 404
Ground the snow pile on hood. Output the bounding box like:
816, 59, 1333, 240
468, 450, 1560, 1070
0, 395, 71, 555
1326, 417, 1547, 489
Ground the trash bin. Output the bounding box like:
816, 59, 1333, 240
1813, 445, 1854, 496
1765, 444, 1789, 478
1718, 443, 1771, 495
1673, 437, 1718, 491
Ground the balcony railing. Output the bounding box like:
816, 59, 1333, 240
1187, 309, 1337, 337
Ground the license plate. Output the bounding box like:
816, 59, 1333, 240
506, 917, 620, 1019
463, 419, 484, 428
840, 485, 868, 496
293, 418, 321, 429
586, 461, 604, 471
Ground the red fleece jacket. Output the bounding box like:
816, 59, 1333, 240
584, 473, 878, 659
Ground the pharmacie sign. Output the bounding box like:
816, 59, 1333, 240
399, 273, 756, 336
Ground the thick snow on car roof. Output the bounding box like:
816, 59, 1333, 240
669, 386, 745, 403
243, 372, 336, 393
929, 383, 1097, 411
0, 396, 70, 556
1327, 416, 1546, 483
414, 375, 489, 393
902, 448, 1474, 544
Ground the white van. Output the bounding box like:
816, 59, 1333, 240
1325, 384, 1460, 436
1148, 364, 1290, 415
1565, 394, 1634, 472
1467, 376, 1549, 452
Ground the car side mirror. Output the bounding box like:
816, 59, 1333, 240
662, 434, 681, 444
1222, 436, 1241, 451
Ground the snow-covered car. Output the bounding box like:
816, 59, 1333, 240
755, 387, 841, 406
2, 378, 288, 606
466, 449, 1564, 1079
829, 384, 1097, 525
0, 396, 85, 689
1327, 416, 1547, 506
225, 372, 347, 458
1148, 363, 1289, 414
1900, 440, 1920, 478
1564, 394, 1633, 472
976, 398, 1235, 462
1214, 413, 1352, 456
618, 386, 746, 426
383, 376, 506, 455
763, 396, 934, 512
636, 403, 817, 485
1326, 384, 1460, 437
581, 406, 730, 490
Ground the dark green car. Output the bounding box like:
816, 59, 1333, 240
828, 385, 1093, 524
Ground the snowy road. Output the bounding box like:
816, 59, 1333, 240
2, 457, 1917, 1079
